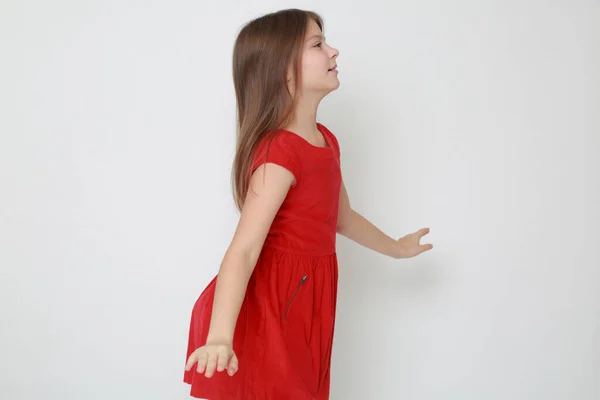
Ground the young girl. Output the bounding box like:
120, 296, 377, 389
183, 8, 432, 399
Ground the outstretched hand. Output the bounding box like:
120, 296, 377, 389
395, 227, 433, 258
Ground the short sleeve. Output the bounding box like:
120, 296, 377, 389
250, 132, 302, 184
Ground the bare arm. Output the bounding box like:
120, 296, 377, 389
336, 181, 432, 259
206, 163, 295, 343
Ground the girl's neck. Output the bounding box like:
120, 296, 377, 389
284, 94, 322, 137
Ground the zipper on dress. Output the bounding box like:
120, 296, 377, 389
283, 274, 307, 321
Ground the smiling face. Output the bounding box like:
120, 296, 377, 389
290, 18, 340, 98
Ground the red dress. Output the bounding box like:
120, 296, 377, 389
183, 123, 342, 399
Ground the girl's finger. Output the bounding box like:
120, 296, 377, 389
196, 351, 208, 374
216, 350, 229, 372
184, 353, 196, 371
419, 243, 433, 254
227, 354, 239, 376
186, 349, 203, 371
204, 352, 218, 378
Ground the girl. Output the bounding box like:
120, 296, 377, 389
183, 8, 432, 400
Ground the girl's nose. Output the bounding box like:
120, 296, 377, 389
331, 46, 339, 59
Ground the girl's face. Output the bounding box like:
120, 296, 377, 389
291, 19, 340, 97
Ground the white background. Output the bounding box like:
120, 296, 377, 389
1, 0, 599, 399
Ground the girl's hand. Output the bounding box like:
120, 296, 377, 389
184, 341, 239, 378
395, 227, 433, 258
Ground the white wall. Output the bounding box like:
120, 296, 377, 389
1, 0, 598, 399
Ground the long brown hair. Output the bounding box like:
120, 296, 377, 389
231, 9, 323, 211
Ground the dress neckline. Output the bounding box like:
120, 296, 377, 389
280, 123, 332, 150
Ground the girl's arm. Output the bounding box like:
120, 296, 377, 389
336, 181, 432, 258
206, 163, 295, 344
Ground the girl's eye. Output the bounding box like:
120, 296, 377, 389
315, 42, 322, 48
